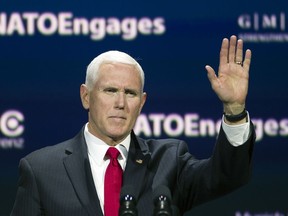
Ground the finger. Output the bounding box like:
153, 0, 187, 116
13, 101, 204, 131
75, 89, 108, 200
220, 38, 229, 66
228, 35, 237, 63
205, 65, 218, 84
243, 49, 252, 72
235, 39, 243, 64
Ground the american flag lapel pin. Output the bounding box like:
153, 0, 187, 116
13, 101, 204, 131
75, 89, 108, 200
135, 159, 143, 164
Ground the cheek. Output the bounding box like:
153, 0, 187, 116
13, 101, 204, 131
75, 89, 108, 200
90, 94, 109, 108
89, 97, 106, 116
130, 103, 143, 117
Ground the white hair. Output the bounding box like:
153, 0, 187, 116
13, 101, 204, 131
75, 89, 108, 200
85, 50, 145, 91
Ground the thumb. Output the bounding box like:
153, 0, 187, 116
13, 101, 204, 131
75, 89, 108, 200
205, 65, 217, 83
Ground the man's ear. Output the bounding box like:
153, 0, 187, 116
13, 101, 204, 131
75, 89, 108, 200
80, 84, 90, 110
139, 92, 147, 114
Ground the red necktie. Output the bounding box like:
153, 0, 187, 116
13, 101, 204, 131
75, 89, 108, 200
104, 147, 123, 216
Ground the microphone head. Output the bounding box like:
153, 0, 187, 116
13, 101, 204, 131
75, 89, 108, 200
120, 185, 137, 202
153, 185, 172, 204
119, 185, 138, 216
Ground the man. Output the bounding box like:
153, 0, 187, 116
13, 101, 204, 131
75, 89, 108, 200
11, 35, 255, 216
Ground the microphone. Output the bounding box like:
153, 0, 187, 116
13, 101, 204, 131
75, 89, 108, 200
119, 185, 138, 216
153, 185, 172, 216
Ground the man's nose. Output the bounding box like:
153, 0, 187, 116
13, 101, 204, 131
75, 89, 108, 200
114, 92, 126, 109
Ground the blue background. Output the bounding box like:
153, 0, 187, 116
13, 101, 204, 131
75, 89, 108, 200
1, 0, 288, 215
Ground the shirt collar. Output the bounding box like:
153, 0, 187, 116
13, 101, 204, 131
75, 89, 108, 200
84, 123, 130, 165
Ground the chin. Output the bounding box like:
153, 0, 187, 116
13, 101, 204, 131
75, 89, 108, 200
109, 131, 129, 141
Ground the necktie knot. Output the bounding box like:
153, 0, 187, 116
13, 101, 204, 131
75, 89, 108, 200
106, 147, 120, 160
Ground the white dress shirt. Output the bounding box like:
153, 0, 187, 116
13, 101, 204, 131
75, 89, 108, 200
84, 124, 130, 213
222, 112, 250, 146
84, 115, 250, 212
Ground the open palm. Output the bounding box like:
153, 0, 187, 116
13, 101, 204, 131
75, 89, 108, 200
205, 35, 252, 114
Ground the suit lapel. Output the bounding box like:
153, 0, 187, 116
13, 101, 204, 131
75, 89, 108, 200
62, 129, 150, 215
123, 131, 151, 200
63, 129, 103, 216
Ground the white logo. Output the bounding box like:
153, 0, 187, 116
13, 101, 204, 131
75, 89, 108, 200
238, 12, 285, 31
134, 113, 288, 141
0, 110, 25, 149
237, 12, 288, 43
0, 12, 166, 41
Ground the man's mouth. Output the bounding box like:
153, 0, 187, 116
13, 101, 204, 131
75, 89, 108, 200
109, 116, 127, 120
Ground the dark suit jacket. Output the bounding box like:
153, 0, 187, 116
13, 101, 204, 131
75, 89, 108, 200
11, 123, 255, 216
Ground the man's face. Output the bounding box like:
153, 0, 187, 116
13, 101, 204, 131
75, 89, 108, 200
80, 63, 146, 146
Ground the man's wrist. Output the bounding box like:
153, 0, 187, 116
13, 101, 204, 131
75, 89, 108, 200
224, 108, 248, 125
224, 108, 247, 121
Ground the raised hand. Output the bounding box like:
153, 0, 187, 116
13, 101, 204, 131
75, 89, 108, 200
205, 35, 252, 116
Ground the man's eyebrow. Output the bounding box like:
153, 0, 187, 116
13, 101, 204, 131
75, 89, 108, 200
100, 85, 140, 93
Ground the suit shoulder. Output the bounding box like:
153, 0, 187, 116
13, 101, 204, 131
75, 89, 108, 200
24, 137, 75, 163
138, 136, 188, 150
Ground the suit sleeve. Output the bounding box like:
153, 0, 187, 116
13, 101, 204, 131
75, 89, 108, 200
175, 121, 255, 213
10, 158, 42, 216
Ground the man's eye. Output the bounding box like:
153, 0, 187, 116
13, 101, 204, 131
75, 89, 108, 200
104, 88, 117, 94
107, 89, 116, 92
101, 88, 138, 97
125, 90, 137, 97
